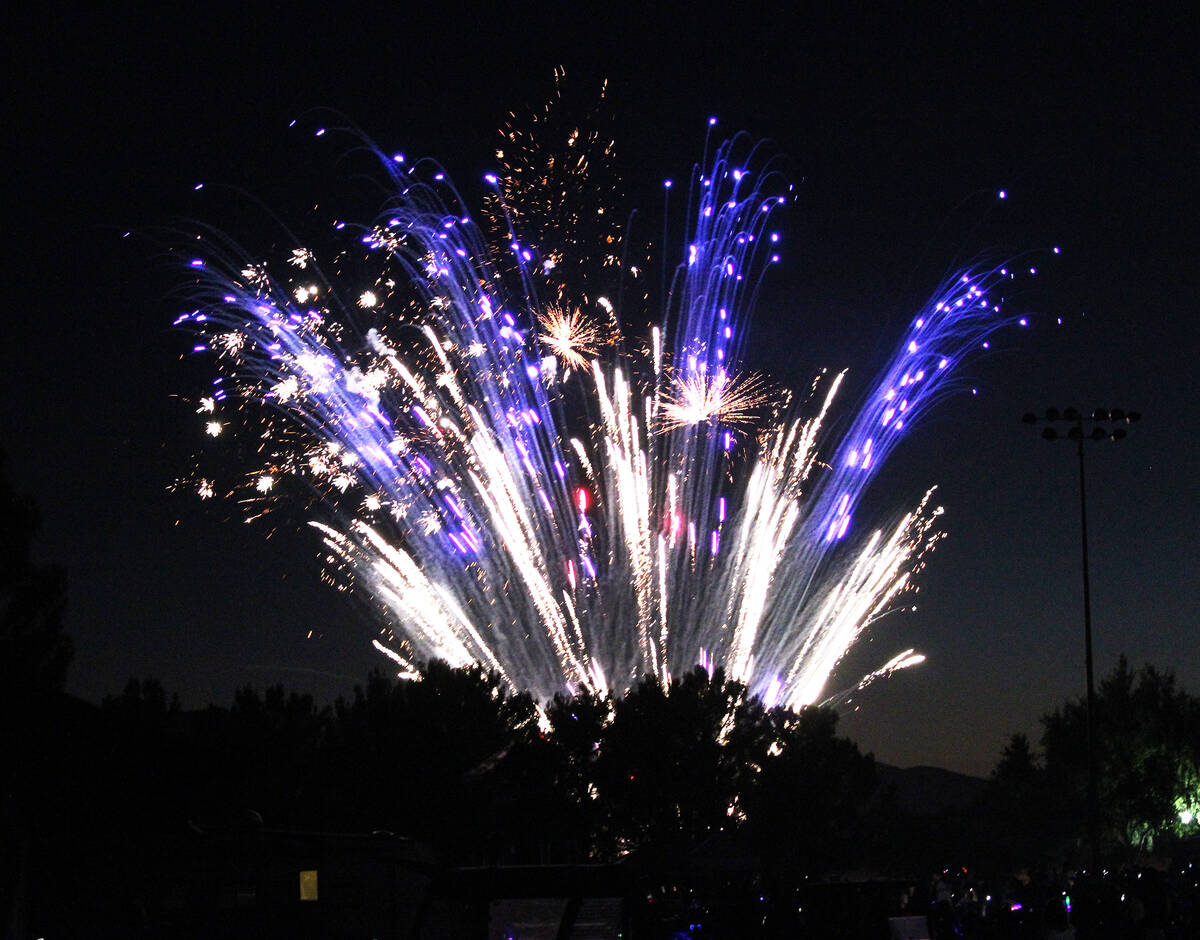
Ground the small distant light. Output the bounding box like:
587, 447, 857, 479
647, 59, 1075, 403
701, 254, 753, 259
1053, 246, 1061, 254
664, 179, 673, 188
190, 259, 205, 267
434, 173, 445, 180
315, 127, 326, 137
392, 153, 404, 163
193, 182, 204, 191
1019, 317, 1028, 326
1029, 266, 1037, 274
709, 116, 717, 125
998, 189, 1007, 199
485, 173, 498, 184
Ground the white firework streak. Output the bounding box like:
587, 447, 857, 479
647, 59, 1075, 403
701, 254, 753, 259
181, 133, 1028, 708
722, 403, 836, 685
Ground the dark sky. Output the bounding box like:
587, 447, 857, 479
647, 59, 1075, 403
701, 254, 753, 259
6, 4, 1197, 776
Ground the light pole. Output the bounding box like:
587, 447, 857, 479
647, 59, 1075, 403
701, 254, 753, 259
1021, 406, 1139, 871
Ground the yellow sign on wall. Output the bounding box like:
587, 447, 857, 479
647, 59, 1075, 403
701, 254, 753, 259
299, 869, 318, 901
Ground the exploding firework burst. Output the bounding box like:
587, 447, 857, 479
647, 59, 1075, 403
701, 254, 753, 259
536, 305, 610, 375
176, 112, 1033, 711
658, 366, 769, 431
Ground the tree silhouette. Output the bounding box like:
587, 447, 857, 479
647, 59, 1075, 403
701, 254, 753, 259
976, 732, 1052, 867
745, 704, 878, 875
1042, 656, 1200, 857
523, 688, 611, 859
591, 667, 749, 857
1, 453, 75, 936
988, 656, 1200, 863
587, 666, 877, 874
322, 661, 539, 861
0, 451, 71, 692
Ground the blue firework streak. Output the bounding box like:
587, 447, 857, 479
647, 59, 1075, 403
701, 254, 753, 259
178, 125, 1032, 709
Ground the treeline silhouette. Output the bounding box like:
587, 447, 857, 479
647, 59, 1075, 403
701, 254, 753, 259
4, 662, 901, 936
9, 659, 1200, 936
28, 663, 881, 869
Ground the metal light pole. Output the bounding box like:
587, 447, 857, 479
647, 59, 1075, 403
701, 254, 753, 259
1021, 406, 1140, 871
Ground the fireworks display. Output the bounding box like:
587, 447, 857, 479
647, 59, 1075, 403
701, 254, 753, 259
177, 106, 1032, 711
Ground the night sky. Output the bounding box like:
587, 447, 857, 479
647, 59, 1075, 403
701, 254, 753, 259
7, 4, 1197, 776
